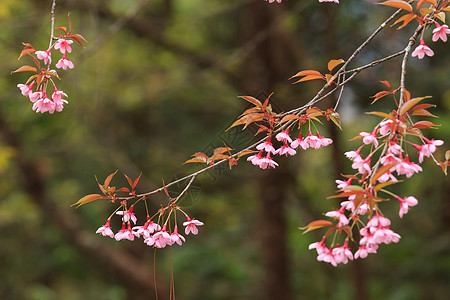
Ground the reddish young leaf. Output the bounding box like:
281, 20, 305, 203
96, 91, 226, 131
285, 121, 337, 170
280, 114, 300, 123
11, 65, 38, 74
411, 120, 439, 129
104, 170, 118, 188
72, 194, 104, 208
213, 147, 233, 156
290, 70, 323, 79
411, 109, 438, 118
299, 220, 334, 234
326, 109, 343, 130
262, 92, 273, 111
393, 13, 417, 30
398, 96, 431, 116
237, 150, 256, 159
366, 111, 393, 119
18, 43, 35, 60
238, 96, 263, 108
380, 80, 391, 90
184, 158, 208, 164
132, 173, 142, 189
292, 74, 324, 84
377, 0, 413, 12
327, 59, 345, 72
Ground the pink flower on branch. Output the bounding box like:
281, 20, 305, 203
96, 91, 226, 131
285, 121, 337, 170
411, 39, 434, 59
96, 220, 114, 238
183, 218, 204, 235
319, 0, 339, 3
359, 128, 379, 148
56, 55, 74, 70
256, 137, 277, 155
257, 154, 279, 169
397, 196, 418, 218
35, 49, 52, 65
116, 206, 137, 224
275, 129, 292, 144
432, 23, 450, 43
265, 0, 282, 3
54, 38, 73, 54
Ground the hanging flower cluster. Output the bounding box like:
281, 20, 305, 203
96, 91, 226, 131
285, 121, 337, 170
13, 16, 86, 114
74, 172, 203, 248
304, 83, 445, 267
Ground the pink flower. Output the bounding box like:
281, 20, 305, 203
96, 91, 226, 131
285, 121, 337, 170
29, 90, 43, 102
116, 207, 137, 224
35, 49, 52, 65
332, 241, 353, 264
414, 138, 444, 163
32, 94, 55, 114
360, 128, 378, 148
247, 151, 263, 166
256, 137, 277, 155
379, 119, 393, 136
265, 0, 282, 3
335, 178, 352, 189
319, 0, 339, 3
52, 89, 68, 112
351, 156, 372, 175
257, 154, 279, 169
183, 218, 204, 235
133, 219, 161, 238
96, 220, 114, 238
397, 196, 418, 218
377, 171, 397, 183
275, 143, 297, 156
309, 240, 328, 255
275, 129, 292, 144
304, 130, 320, 149
432, 23, 450, 42
54, 38, 73, 54
115, 224, 134, 241
325, 209, 349, 226
17, 83, 34, 96
395, 156, 422, 178
152, 228, 172, 248
56, 54, 74, 70
317, 248, 338, 267
291, 133, 309, 150
316, 131, 333, 148
345, 146, 362, 161
355, 245, 371, 259
170, 226, 186, 246
411, 39, 434, 59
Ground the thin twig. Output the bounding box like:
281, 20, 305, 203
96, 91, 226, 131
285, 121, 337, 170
49, 0, 57, 50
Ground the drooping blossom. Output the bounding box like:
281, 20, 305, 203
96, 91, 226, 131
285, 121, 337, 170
115, 224, 127, 241
265, 0, 282, 3
275, 142, 297, 156
133, 219, 161, 238
257, 154, 279, 169
317, 248, 338, 267
432, 23, 450, 42
344, 146, 362, 161
116, 207, 137, 224
170, 226, 186, 246
96, 220, 114, 238
332, 241, 353, 264
413, 139, 444, 163
309, 240, 327, 255
316, 131, 333, 148
152, 227, 172, 248
351, 155, 372, 175
52, 89, 69, 112
395, 156, 422, 178
54, 38, 73, 54
291, 133, 309, 150
35, 49, 52, 65
411, 39, 434, 59
56, 54, 74, 70
275, 129, 292, 144
29, 90, 43, 102
319, 0, 339, 3
335, 178, 352, 189
377, 171, 397, 183
359, 128, 378, 148
397, 196, 418, 218
256, 137, 277, 154
325, 209, 349, 226
247, 151, 263, 166
17, 82, 34, 96
32, 94, 55, 114
183, 218, 204, 235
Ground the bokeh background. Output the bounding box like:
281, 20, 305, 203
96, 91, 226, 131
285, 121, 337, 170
0, 0, 449, 299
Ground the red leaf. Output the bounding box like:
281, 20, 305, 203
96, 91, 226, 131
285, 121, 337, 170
290, 70, 323, 79
104, 170, 118, 188
292, 74, 324, 84
377, 0, 413, 13
11, 65, 38, 74
411, 121, 439, 129
72, 194, 104, 208
299, 220, 334, 234
327, 59, 345, 72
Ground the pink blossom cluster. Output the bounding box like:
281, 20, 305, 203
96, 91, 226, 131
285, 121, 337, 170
95, 206, 204, 249
16, 38, 77, 114
308, 105, 444, 266
247, 129, 332, 169
412, 22, 450, 60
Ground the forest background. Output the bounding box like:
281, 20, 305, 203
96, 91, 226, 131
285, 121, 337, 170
0, 0, 449, 299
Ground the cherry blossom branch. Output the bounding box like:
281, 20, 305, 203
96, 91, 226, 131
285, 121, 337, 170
172, 174, 197, 205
